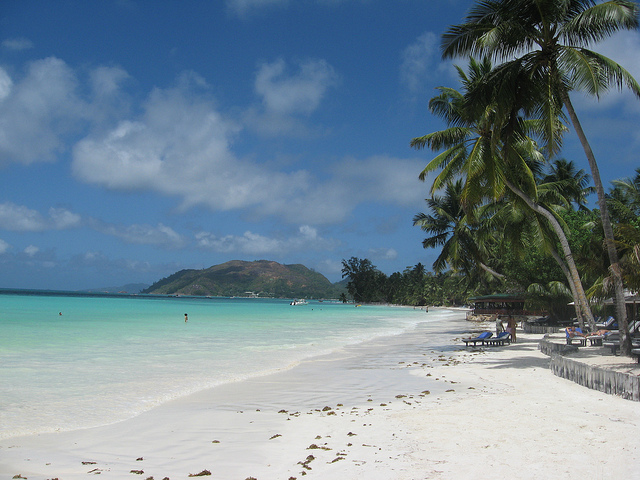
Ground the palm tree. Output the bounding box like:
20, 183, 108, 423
413, 179, 505, 279
541, 159, 595, 210
411, 58, 596, 328
442, 0, 640, 354
609, 168, 640, 293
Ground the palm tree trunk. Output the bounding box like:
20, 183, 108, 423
549, 247, 587, 329
562, 92, 631, 355
478, 261, 506, 279
502, 178, 596, 331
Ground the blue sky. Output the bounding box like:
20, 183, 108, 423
0, 0, 639, 291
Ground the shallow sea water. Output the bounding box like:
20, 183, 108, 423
0, 292, 443, 439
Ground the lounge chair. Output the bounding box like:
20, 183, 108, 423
588, 331, 612, 346
462, 331, 492, 347
484, 331, 511, 346
596, 316, 617, 329
565, 327, 587, 346
602, 334, 640, 355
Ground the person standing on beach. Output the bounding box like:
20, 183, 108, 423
496, 316, 504, 336
506, 315, 516, 342
184, 313, 188, 323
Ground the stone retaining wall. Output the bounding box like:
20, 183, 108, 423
539, 338, 640, 401
523, 323, 559, 335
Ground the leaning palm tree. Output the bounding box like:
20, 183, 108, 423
442, 0, 640, 354
411, 58, 596, 327
413, 179, 502, 277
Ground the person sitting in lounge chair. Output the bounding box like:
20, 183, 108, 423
565, 326, 586, 337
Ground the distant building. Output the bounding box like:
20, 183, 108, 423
469, 294, 542, 316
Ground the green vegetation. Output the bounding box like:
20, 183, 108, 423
143, 260, 344, 299
398, 0, 640, 355
340, 257, 470, 306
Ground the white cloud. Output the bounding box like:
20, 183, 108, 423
90, 65, 130, 98
72, 76, 332, 220
94, 222, 186, 248
368, 247, 398, 261
24, 245, 39, 257
196, 225, 338, 255
2, 37, 34, 51
400, 32, 440, 92
0, 203, 46, 231
0, 57, 88, 165
246, 58, 339, 136
0, 238, 10, 254
330, 155, 427, 206
256, 58, 338, 116
0, 203, 82, 231
49, 207, 82, 229
0, 68, 12, 101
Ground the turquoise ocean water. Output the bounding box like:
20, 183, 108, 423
0, 291, 432, 440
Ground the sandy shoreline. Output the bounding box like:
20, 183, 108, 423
2, 310, 639, 479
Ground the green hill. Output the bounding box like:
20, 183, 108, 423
142, 260, 343, 298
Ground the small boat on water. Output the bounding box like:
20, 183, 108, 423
290, 299, 308, 305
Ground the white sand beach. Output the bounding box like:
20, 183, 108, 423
2, 310, 639, 480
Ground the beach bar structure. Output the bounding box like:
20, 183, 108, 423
470, 294, 541, 317
603, 291, 640, 321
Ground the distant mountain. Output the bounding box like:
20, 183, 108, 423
83, 283, 150, 294
142, 260, 344, 299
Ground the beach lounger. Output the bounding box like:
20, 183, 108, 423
484, 331, 511, 346
602, 335, 640, 355
462, 331, 492, 347
565, 327, 587, 346
588, 333, 609, 346
596, 316, 617, 329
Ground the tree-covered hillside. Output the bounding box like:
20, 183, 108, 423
142, 260, 343, 298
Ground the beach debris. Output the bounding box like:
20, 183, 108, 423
269, 434, 282, 440
188, 470, 211, 477
329, 456, 345, 463
245, 477, 258, 480
347, 432, 357, 436
211, 440, 220, 443
298, 455, 315, 470
144, 477, 154, 480
136, 457, 144, 461
307, 444, 331, 451
321, 406, 332, 411
420, 390, 431, 395
278, 409, 288, 414
87, 468, 103, 474
446, 389, 455, 392
130, 470, 144, 475
12, 475, 27, 479
82, 461, 97, 465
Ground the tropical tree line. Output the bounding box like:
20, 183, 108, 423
410, 0, 640, 355
340, 257, 471, 306
341, 164, 639, 311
